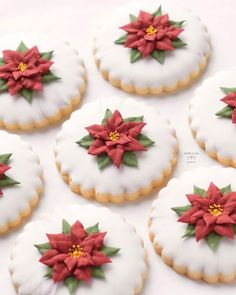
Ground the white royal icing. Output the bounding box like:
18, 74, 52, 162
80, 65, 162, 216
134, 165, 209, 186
94, 0, 210, 90
10, 204, 147, 295
0, 131, 42, 229
149, 166, 236, 277
189, 68, 236, 162
0, 32, 86, 126
54, 97, 177, 197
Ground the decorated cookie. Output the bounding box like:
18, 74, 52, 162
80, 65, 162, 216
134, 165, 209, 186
189, 68, 236, 167
54, 97, 177, 203
0, 131, 43, 234
149, 166, 236, 283
10, 204, 147, 295
94, 1, 210, 95
0, 32, 86, 131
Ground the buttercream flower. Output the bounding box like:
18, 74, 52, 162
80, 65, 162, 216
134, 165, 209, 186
114, 6, 186, 63
0, 45, 53, 96
121, 10, 183, 57
86, 110, 147, 168
39, 221, 111, 283
178, 182, 236, 241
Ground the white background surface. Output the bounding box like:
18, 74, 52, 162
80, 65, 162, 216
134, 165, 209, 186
0, 0, 235, 294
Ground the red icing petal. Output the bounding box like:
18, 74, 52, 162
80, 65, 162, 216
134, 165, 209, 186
221, 92, 236, 107
91, 251, 111, 266
138, 10, 153, 26
107, 146, 124, 168
120, 21, 141, 33
203, 213, 216, 226
52, 262, 71, 282
88, 139, 107, 156
86, 124, 106, 138
77, 253, 94, 267
73, 266, 91, 282
216, 214, 235, 224
46, 233, 71, 253
39, 250, 68, 267
70, 220, 87, 245
64, 256, 78, 271
153, 14, 170, 27
124, 34, 140, 48
138, 41, 155, 57
0, 163, 10, 175
125, 122, 146, 137
107, 110, 123, 131
177, 206, 199, 223
156, 37, 174, 51
124, 137, 146, 152
213, 224, 234, 239
232, 109, 236, 123
195, 219, 213, 241
207, 182, 222, 203
81, 232, 106, 251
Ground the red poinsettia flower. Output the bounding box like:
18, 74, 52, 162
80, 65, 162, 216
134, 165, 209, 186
0, 46, 53, 95
178, 182, 236, 241
120, 10, 183, 57
40, 221, 111, 283
86, 110, 146, 168
221, 92, 236, 123
0, 163, 10, 196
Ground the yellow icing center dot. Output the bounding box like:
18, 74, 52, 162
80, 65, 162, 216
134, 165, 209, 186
17, 62, 28, 72
109, 131, 120, 141
146, 25, 157, 35
68, 245, 83, 258
208, 204, 223, 217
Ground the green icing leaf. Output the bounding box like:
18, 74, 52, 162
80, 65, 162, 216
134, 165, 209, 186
62, 219, 71, 235
130, 49, 142, 63
102, 109, 113, 124
172, 38, 187, 49
0, 153, 12, 164
0, 79, 8, 91
129, 14, 138, 21
153, 5, 162, 17
76, 134, 94, 149
17, 41, 28, 53
220, 87, 236, 95
96, 153, 112, 170
122, 151, 138, 167
171, 205, 192, 217
170, 20, 185, 28
220, 184, 232, 195
0, 175, 20, 187
40, 51, 54, 60
34, 242, 51, 254
91, 266, 105, 279
206, 232, 222, 251
20, 88, 33, 103
182, 224, 195, 238
64, 276, 80, 295
86, 223, 99, 234
193, 185, 207, 197
136, 134, 155, 148
114, 34, 128, 45
215, 105, 234, 118
44, 267, 53, 278
123, 116, 144, 123
41, 71, 60, 83
0, 58, 5, 66
151, 50, 165, 64
100, 245, 120, 257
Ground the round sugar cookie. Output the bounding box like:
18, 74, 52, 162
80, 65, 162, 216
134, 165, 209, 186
10, 204, 147, 295
189, 68, 236, 167
149, 166, 236, 283
0, 32, 86, 131
54, 97, 178, 203
94, 0, 210, 96
0, 131, 43, 234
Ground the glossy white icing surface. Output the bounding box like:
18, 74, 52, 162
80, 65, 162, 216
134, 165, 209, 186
54, 97, 177, 196
10, 204, 146, 295
149, 166, 236, 276
0, 131, 42, 228
94, 0, 210, 89
189, 68, 236, 161
0, 32, 86, 125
